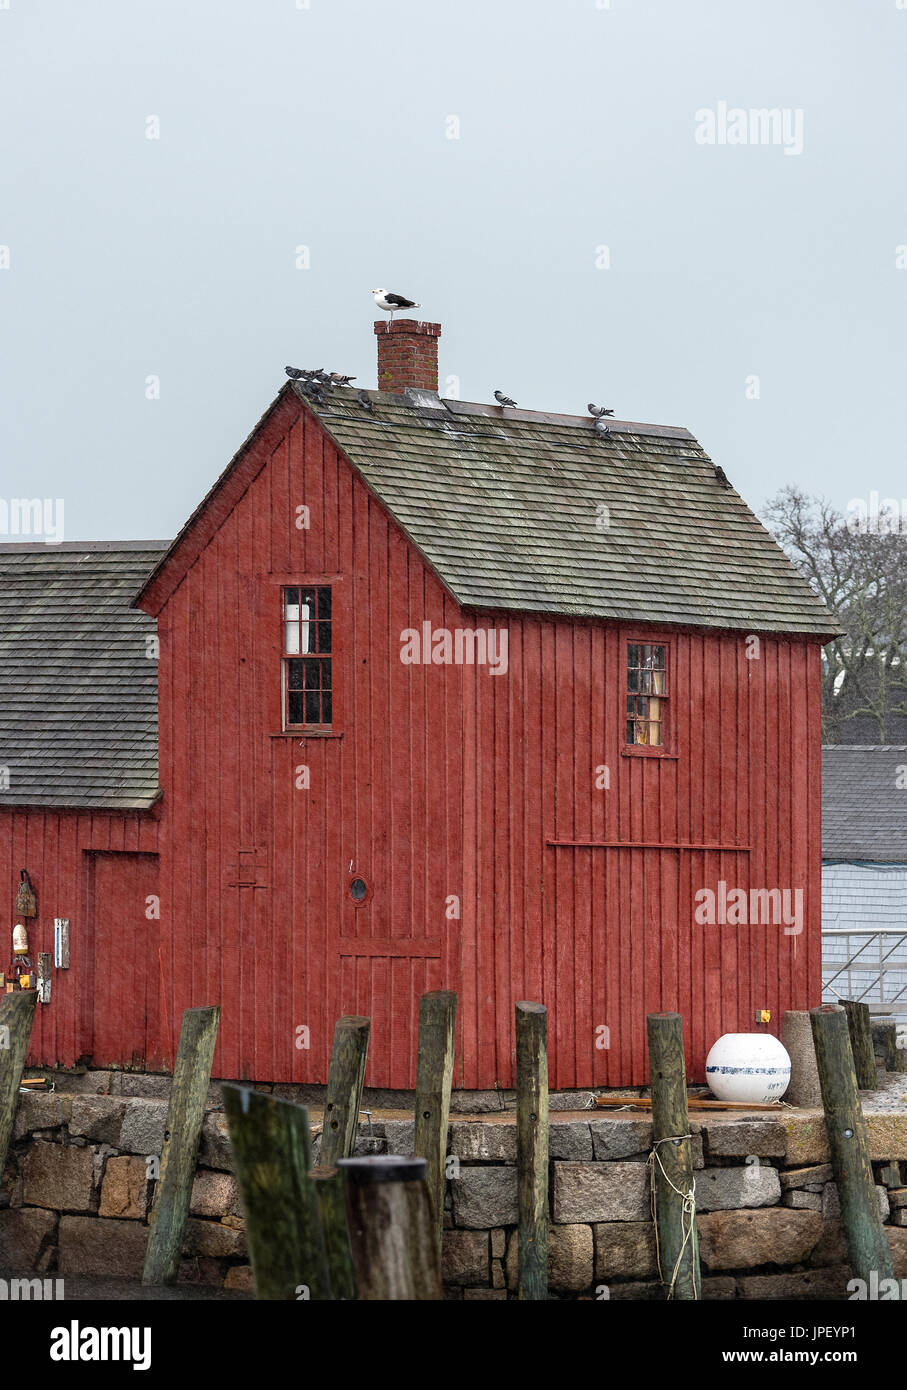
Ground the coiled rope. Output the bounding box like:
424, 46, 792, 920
647, 1133, 699, 1300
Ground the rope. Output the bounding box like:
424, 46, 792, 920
647, 1134, 699, 1300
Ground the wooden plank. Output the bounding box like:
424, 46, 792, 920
338, 1155, 442, 1300
224, 1085, 330, 1300
0, 991, 38, 1177
320, 1015, 370, 1167
647, 1012, 701, 1300
337, 938, 442, 958
413, 990, 457, 1259
516, 1000, 548, 1300
810, 1005, 895, 1287
142, 1005, 220, 1285
592, 1095, 783, 1112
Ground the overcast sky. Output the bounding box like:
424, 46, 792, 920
1, 0, 905, 542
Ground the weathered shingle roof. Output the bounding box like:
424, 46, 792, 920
822, 746, 907, 863
301, 387, 835, 635
0, 543, 168, 810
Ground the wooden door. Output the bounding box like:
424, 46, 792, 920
83, 851, 161, 1069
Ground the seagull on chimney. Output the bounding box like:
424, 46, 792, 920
372, 288, 420, 327
494, 390, 517, 409
588, 403, 614, 418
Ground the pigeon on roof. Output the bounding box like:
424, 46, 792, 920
301, 379, 325, 406
372, 288, 420, 324
357, 390, 373, 412
588, 403, 614, 418
494, 390, 517, 408
594, 417, 612, 438
330, 373, 356, 386
714, 465, 732, 489
285, 366, 305, 380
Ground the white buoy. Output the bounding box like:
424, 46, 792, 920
705, 1033, 791, 1104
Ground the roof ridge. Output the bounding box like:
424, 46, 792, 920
0, 540, 171, 552
322, 385, 695, 439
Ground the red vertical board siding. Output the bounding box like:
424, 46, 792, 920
154, 405, 464, 1088
467, 619, 821, 1089
0, 810, 159, 1068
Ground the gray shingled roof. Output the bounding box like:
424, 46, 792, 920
299, 386, 835, 635
822, 746, 907, 863
0, 543, 167, 809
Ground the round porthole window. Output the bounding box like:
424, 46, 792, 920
350, 877, 369, 903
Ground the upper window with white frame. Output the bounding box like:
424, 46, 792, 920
283, 586, 332, 728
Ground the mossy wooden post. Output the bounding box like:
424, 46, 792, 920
142, 1005, 220, 1286
310, 1166, 356, 1299
516, 1000, 548, 1300
0, 990, 38, 1178
224, 1085, 330, 1299
321, 1015, 370, 1166
338, 1155, 442, 1300
811, 1004, 896, 1287
843, 1000, 878, 1090
647, 1012, 701, 1301
310, 1014, 370, 1301
413, 990, 457, 1258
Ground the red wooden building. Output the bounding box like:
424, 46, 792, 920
0, 321, 835, 1090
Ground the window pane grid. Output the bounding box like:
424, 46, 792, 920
284, 586, 332, 727
626, 643, 667, 747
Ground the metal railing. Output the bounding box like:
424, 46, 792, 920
822, 927, 907, 1020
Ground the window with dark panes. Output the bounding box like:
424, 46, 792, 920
626, 642, 667, 747
283, 586, 332, 727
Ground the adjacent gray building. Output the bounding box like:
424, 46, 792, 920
822, 746, 907, 1021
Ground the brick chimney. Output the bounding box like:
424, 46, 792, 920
374, 319, 441, 393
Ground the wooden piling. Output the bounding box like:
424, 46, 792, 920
873, 1019, 905, 1075
142, 1005, 220, 1286
646, 1012, 701, 1300
515, 1000, 548, 1300
413, 990, 458, 1257
843, 1000, 878, 1090
338, 1154, 442, 1300
810, 1004, 895, 1287
310, 1166, 356, 1300
224, 1085, 330, 1299
0, 990, 38, 1178
320, 1015, 370, 1167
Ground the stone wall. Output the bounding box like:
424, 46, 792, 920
432, 1109, 907, 1299
0, 1073, 250, 1291
3, 1071, 907, 1300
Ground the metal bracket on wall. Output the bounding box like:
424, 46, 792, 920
54, 919, 70, 969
